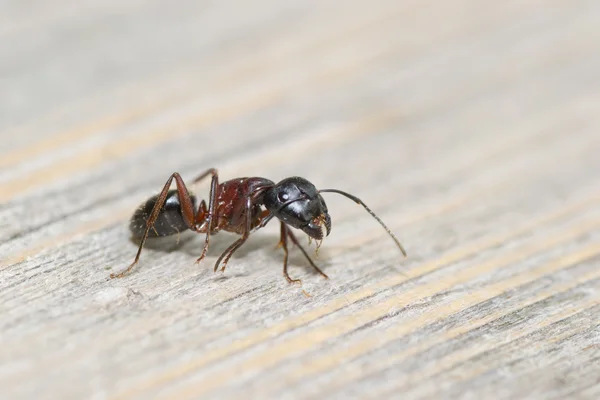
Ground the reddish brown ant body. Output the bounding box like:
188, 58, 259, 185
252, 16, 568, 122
110, 168, 407, 284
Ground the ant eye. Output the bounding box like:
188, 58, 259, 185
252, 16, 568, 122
278, 192, 289, 202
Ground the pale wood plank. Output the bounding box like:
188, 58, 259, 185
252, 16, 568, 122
1, 1, 600, 399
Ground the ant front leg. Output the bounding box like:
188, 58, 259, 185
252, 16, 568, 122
111, 172, 198, 279
286, 227, 329, 281
279, 222, 302, 285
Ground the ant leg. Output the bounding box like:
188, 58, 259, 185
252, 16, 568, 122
213, 196, 253, 273
280, 223, 302, 285
251, 209, 274, 234
213, 234, 249, 273
287, 229, 329, 280
213, 189, 272, 273
111, 172, 197, 279
192, 168, 218, 185
194, 169, 219, 264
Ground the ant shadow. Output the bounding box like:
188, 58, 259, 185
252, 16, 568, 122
130, 230, 330, 279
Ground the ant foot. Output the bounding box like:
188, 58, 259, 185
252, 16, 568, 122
285, 276, 302, 285
109, 263, 136, 279
213, 262, 228, 273
110, 270, 129, 279
195, 255, 206, 265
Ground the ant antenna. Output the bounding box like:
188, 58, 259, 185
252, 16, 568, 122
319, 189, 407, 257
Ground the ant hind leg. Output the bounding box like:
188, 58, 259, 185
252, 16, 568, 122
111, 172, 198, 279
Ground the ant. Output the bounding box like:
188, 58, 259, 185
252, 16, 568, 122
110, 168, 407, 284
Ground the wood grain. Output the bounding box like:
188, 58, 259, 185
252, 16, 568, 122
2, 1, 600, 399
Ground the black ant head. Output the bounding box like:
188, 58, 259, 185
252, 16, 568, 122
263, 177, 331, 240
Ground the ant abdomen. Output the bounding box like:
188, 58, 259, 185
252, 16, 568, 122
129, 189, 197, 239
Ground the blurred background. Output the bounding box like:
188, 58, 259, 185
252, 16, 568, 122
2, 1, 600, 399
4, 0, 598, 202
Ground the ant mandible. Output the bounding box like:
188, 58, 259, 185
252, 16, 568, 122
110, 168, 407, 284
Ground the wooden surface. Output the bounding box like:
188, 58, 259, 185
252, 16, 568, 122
2, 1, 600, 399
